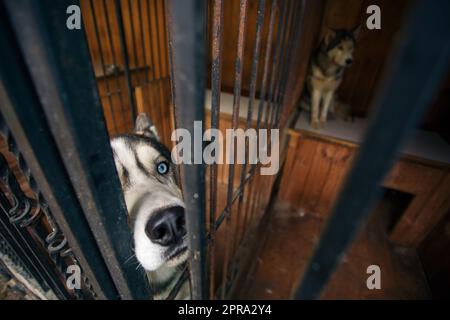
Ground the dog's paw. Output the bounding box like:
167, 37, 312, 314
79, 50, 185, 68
311, 119, 320, 129
319, 119, 326, 128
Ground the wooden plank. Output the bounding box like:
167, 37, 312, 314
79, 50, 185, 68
300, 141, 338, 215
280, 131, 450, 249
383, 160, 444, 194
318, 145, 355, 215
278, 136, 318, 207
390, 171, 450, 246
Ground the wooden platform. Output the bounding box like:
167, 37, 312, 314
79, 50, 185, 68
294, 112, 450, 167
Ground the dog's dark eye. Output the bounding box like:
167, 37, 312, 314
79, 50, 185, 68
156, 161, 169, 175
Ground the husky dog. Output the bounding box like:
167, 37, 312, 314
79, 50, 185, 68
301, 26, 360, 129
111, 113, 189, 299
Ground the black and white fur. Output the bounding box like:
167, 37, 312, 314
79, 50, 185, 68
111, 113, 189, 299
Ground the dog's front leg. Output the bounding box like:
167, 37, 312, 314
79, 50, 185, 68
311, 89, 321, 129
320, 91, 334, 127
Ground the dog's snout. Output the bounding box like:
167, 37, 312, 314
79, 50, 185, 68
346, 58, 353, 66
145, 206, 186, 246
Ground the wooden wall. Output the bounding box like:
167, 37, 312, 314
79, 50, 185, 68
206, 0, 411, 117
319, 0, 410, 117
278, 130, 450, 248
301, 0, 450, 140
80, 0, 450, 143
81, 0, 170, 137
206, 0, 278, 97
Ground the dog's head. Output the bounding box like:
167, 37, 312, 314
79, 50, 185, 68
322, 26, 360, 68
111, 113, 188, 271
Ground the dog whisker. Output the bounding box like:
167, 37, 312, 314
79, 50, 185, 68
124, 253, 136, 264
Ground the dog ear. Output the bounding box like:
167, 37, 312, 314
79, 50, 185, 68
135, 113, 160, 140
323, 28, 336, 47
351, 25, 361, 39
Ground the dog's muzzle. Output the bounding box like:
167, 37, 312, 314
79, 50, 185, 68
145, 206, 186, 247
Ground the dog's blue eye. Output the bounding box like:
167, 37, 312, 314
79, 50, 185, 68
157, 161, 169, 175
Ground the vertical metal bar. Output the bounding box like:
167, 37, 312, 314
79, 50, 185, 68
240, 0, 276, 245
5, 0, 151, 299
294, 0, 450, 299
222, 0, 248, 299
268, 0, 292, 128
102, 0, 128, 128
264, 0, 288, 129
255, 0, 277, 132
88, 0, 118, 134
208, 0, 224, 300
114, 0, 137, 121
274, 0, 304, 128
0, 3, 117, 299
233, 0, 266, 271
166, 0, 207, 300
272, 0, 298, 128
164, 0, 178, 128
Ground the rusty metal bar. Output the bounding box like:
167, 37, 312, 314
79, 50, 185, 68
222, 0, 248, 299
264, 0, 288, 129
268, 0, 292, 128
274, 0, 304, 128
255, 0, 277, 132
272, 0, 298, 128
208, 0, 224, 300
232, 0, 266, 273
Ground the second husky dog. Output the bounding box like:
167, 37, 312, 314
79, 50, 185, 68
111, 113, 189, 299
301, 26, 360, 129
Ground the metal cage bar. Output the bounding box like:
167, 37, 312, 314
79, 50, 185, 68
208, 0, 224, 300
203, 0, 304, 298
222, 0, 249, 299
0, 156, 72, 299
0, 3, 117, 299
165, 0, 207, 300
231, 0, 266, 291
3, 0, 151, 299
294, 0, 450, 300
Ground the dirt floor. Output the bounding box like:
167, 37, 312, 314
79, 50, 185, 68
238, 195, 432, 299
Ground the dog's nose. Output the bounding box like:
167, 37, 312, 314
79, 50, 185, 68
346, 58, 353, 66
145, 206, 186, 246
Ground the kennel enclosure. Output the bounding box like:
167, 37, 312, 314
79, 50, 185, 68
0, 0, 449, 300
